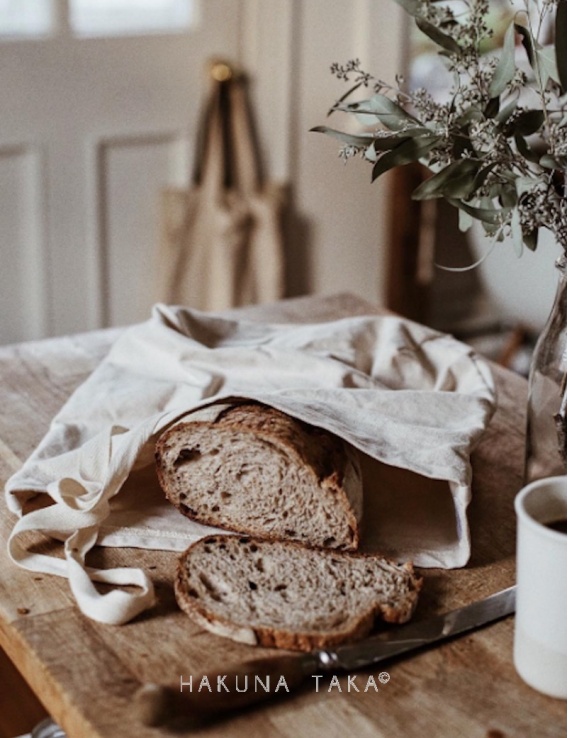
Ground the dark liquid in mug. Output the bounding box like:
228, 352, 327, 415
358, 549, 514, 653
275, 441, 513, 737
544, 518, 567, 534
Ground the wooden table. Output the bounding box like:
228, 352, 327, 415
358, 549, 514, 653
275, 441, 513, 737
0, 293, 565, 738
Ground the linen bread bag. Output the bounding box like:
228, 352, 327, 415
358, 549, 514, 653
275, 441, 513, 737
5, 302, 495, 626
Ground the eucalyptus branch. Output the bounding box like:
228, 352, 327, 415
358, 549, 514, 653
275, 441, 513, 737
518, 3, 552, 132
315, 0, 567, 253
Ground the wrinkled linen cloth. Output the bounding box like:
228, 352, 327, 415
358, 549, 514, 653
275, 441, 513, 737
5, 304, 495, 625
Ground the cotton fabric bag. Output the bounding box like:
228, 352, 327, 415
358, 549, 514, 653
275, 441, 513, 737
5, 305, 495, 626
155, 71, 286, 311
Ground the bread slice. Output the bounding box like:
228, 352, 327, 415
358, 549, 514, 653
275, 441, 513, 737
155, 402, 363, 551
175, 534, 422, 651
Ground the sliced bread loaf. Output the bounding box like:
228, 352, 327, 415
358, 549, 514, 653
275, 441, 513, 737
175, 534, 422, 651
155, 402, 363, 551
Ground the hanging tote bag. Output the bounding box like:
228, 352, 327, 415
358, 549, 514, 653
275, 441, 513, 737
155, 69, 286, 311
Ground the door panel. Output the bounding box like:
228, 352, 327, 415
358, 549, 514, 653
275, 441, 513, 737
0, 1, 243, 342
0, 144, 47, 343
101, 133, 186, 327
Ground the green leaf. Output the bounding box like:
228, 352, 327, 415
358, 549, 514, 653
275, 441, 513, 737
484, 97, 500, 119
327, 81, 365, 116
524, 229, 539, 251
347, 94, 417, 131
539, 154, 564, 169
364, 144, 378, 162
499, 170, 518, 185
412, 159, 480, 200
486, 182, 504, 200
371, 135, 440, 181
510, 207, 524, 256
514, 23, 560, 89
536, 46, 561, 87
513, 110, 545, 135
309, 125, 376, 147
556, 0, 567, 93
416, 16, 462, 55
514, 132, 543, 164
481, 220, 502, 237
458, 207, 473, 233
515, 177, 536, 197
489, 21, 517, 97
515, 22, 535, 67
473, 164, 496, 191
499, 186, 518, 209
447, 198, 510, 226
496, 96, 518, 124
455, 107, 485, 127
372, 127, 436, 151
452, 127, 476, 159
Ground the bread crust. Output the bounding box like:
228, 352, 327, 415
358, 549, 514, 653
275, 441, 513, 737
175, 535, 422, 652
155, 402, 362, 550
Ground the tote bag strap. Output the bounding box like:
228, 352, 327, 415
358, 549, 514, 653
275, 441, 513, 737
227, 78, 261, 194
194, 80, 227, 200
192, 68, 261, 197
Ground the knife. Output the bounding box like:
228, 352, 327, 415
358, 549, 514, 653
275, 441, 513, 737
135, 585, 516, 726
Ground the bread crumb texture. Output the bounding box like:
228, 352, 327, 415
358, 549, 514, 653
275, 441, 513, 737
175, 535, 422, 652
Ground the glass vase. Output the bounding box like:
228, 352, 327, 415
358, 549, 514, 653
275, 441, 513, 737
524, 254, 567, 484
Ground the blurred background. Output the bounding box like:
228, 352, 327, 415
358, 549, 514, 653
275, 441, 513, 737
0, 0, 560, 375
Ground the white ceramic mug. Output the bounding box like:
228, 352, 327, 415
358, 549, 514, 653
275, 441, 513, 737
514, 475, 567, 698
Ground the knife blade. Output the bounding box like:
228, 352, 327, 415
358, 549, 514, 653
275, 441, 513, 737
328, 584, 516, 671
136, 585, 516, 726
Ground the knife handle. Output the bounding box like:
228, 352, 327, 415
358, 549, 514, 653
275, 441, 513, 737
135, 654, 316, 726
